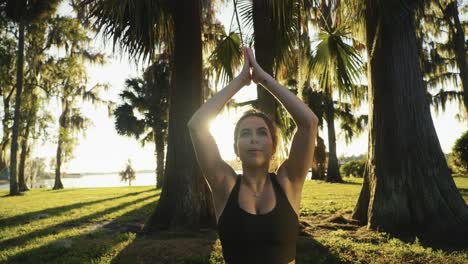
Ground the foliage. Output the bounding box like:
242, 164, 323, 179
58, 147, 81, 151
417, 0, 468, 116
114, 57, 170, 146
24, 157, 48, 186
340, 159, 365, 178
72, 0, 173, 63
450, 130, 468, 176
119, 159, 136, 186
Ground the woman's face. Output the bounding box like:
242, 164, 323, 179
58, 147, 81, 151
235, 116, 274, 168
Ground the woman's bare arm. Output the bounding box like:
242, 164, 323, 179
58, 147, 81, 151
246, 48, 319, 184
187, 48, 251, 190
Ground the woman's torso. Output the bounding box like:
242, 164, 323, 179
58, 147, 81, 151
216, 173, 300, 264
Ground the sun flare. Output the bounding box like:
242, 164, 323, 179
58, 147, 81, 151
209, 111, 238, 160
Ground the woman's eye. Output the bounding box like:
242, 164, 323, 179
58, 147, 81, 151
258, 131, 267, 136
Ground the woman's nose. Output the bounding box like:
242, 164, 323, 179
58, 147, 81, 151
250, 135, 259, 144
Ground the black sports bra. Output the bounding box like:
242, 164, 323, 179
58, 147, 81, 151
217, 173, 299, 264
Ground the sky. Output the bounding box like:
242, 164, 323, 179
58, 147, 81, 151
31, 2, 467, 174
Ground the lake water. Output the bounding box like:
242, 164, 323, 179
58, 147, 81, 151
0, 172, 157, 190
0, 171, 314, 190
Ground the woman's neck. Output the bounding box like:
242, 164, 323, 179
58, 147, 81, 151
241, 165, 270, 192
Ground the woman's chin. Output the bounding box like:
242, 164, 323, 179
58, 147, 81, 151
241, 158, 268, 168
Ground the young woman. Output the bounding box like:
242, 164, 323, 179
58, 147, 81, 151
188, 48, 318, 264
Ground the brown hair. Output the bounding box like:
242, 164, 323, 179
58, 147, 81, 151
233, 110, 281, 171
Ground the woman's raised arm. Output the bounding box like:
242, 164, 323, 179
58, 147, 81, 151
246, 48, 318, 184
187, 48, 251, 189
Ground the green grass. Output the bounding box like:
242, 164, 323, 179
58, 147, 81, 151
0, 177, 466, 264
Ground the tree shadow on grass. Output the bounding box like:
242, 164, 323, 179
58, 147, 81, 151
296, 232, 344, 264
110, 229, 220, 264
4, 193, 160, 264
0, 191, 158, 253
0, 188, 156, 230
111, 223, 343, 264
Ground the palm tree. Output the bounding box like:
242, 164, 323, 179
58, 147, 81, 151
352, 0, 468, 243
119, 159, 136, 187
235, 0, 301, 120
1, 0, 61, 195
302, 88, 327, 180
77, 0, 216, 231
114, 57, 170, 189
308, 24, 363, 183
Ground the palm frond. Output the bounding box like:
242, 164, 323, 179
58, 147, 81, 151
113, 103, 146, 138
78, 0, 173, 63
208, 32, 242, 85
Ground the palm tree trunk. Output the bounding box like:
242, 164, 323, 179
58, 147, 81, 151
353, 1, 468, 243
144, 0, 215, 232
18, 119, 31, 192
253, 0, 278, 120
316, 135, 326, 180
9, 18, 25, 196
154, 128, 165, 189
325, 97, 342, 183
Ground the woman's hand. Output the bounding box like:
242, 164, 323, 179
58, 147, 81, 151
245, 48, 270, 85
237, 47, 252, 86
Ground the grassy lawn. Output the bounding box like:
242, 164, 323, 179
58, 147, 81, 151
0, 177, 467, 264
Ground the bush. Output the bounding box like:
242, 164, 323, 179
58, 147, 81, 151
449, 130, 468, 176
340, 159, 365, 178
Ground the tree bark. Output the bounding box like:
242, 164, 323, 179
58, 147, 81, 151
253, 0, 278, 120
312, 134, 326, 180
0, 96, 12, 173
18, 118, 31, 192
144, 0, 215, 232
53, 101, 67, 190
9, 18, 25, 196
353, 1, 468, 244
154, 128, 165, 189
325, 97, 342, 182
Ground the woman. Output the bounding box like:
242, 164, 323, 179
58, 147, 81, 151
188, 48, 318, 264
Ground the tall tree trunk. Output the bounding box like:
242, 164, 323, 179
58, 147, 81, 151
53, 131, 64, 190
0, 95, 12, 173
18, 119, 31, 192
312, 133, 326, 180
448, 1, 468, 114
9, 18, 25, 196
253, 0, 278, 120
154, 128, 165, 189
353, 1, 468, 243
53, 102, 67, 190
325, 97, 342, 182
144, 0, 215, 232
